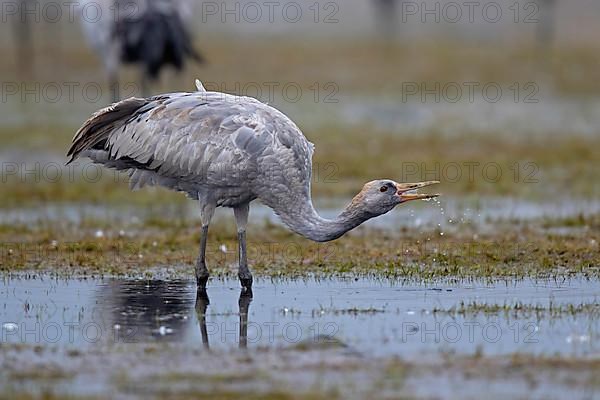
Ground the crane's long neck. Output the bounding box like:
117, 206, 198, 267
264, 191, 375, 243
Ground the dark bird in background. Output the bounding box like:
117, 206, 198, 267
79, 0, 203, 102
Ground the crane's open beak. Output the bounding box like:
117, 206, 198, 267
395, 181, 440, 202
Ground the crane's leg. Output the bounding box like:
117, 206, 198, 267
234, 203, 252, 291
196, 203, 215, 289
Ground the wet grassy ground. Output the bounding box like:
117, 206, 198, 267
1, 211, 598, 279
0, 200, 597, 398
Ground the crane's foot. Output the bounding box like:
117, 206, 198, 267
196, 259, 209, 289
239, 273, 253, 292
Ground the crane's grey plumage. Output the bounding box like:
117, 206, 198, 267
67, 81, 439, 290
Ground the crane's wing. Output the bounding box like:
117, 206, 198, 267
67, 92, 276, 195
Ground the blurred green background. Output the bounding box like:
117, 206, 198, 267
1, 0, 599, 208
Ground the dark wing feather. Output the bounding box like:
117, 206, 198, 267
67, 97, 149, 164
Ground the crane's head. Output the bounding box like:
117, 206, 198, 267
356, 180, 440, 216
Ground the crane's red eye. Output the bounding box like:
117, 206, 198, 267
380, 186, 388, 193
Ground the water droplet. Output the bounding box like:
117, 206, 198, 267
566, 334, 589, 344
157, 326, 173, 336
3, 322, 18, 332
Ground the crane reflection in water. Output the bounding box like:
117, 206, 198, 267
94, 280, 252, 349
195, 287, 252, 349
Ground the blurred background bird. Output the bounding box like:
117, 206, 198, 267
78, 0, 203, 101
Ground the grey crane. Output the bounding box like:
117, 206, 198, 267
78, 0, 202, 101
67, 80, 439, 291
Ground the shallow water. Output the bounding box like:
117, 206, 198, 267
1, 276, 597, 358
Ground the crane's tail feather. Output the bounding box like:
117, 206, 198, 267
66, 97, 149, 165
66, 95, 199, 199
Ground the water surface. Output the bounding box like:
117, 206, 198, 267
1, 276, 597, 358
